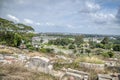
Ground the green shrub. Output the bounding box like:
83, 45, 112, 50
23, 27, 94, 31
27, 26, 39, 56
113, 44, 120, 51
102, 51, 114, 58
102, 52, 109, 58
40, 48, 54, 53
68, 44, 75, 49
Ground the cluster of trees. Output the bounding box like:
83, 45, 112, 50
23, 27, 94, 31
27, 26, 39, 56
0, 32, 22, 47
48, 38, 73, 46
89, 37, 120, 51
48, 35, 84, 47
0, 18, 35, 47
74, 35, 84, 46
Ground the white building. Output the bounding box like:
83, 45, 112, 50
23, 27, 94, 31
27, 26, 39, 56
84, 37, 102, 43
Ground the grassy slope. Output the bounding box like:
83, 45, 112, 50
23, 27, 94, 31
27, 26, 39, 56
0, 63, 56, 80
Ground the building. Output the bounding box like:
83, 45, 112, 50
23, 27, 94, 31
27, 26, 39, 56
84, 37, 103, 43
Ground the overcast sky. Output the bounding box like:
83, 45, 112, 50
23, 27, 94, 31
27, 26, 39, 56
0, 0, 120, 35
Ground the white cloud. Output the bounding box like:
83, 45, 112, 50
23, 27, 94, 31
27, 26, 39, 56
23, 19, 33, 24
90, 12, 115, 24
86, 1, 100, 11
35, 22, 55, 26
46, 22, 55, 26
36, 22, 41, 26
79, 1, 101, 13
66, 24, 75, 28
7, 14, 19, 22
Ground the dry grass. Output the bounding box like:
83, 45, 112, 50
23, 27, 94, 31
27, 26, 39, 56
28, 51, 43, 57
0, 63, 57, 80
75, 56, 105, 64
0, 49, 13, 54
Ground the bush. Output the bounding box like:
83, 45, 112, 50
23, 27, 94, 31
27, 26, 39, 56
48, 38, 73, 46
102, 51, 114, 58
95, 49, 103, 55
102, 52, 109, 58
13, 33, 22, 47
28, 46, 35, 51
96, 43, 105, 48
113, 44, 120, 51
40, 48, 54, 53
107, 51, 114, 58
68, 44, 76, 49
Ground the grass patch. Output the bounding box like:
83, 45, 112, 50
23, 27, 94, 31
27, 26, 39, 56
75, 56, 105, 64
0, 63, 57, 80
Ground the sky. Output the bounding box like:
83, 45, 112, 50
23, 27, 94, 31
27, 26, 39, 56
0, 0, 120, 35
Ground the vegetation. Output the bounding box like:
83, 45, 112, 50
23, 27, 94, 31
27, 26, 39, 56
13, 33, 22, 47
74, 35, 84, 46
68, 44, 76, 49
101, 37, 109, 44
48, 38, 73, 46
75, 56, 104, 64
0, 18, 34, 32
40, 48, 54, 53
102, 51, 114, 58
0, 63, 56, 80
0, 17, 35, 48
113, 44, 120, 51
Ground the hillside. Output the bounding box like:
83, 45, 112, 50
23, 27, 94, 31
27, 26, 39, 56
0, 17, 34, 32
0, 63, 56, 80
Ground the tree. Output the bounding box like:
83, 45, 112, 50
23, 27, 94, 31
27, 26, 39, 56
108, 51, 114, 58
89, 41, 97, 49
96, 43, 105, 48
40, 38, 43, 43
68, 44, 76, 49
48, 38, 72, 46
101, 37, 109, 44
14, 33, 22, 47
74, 35, 84, 46
85, 49, 91, 53
95, 49, 103, 55
113, 44, 120, 51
